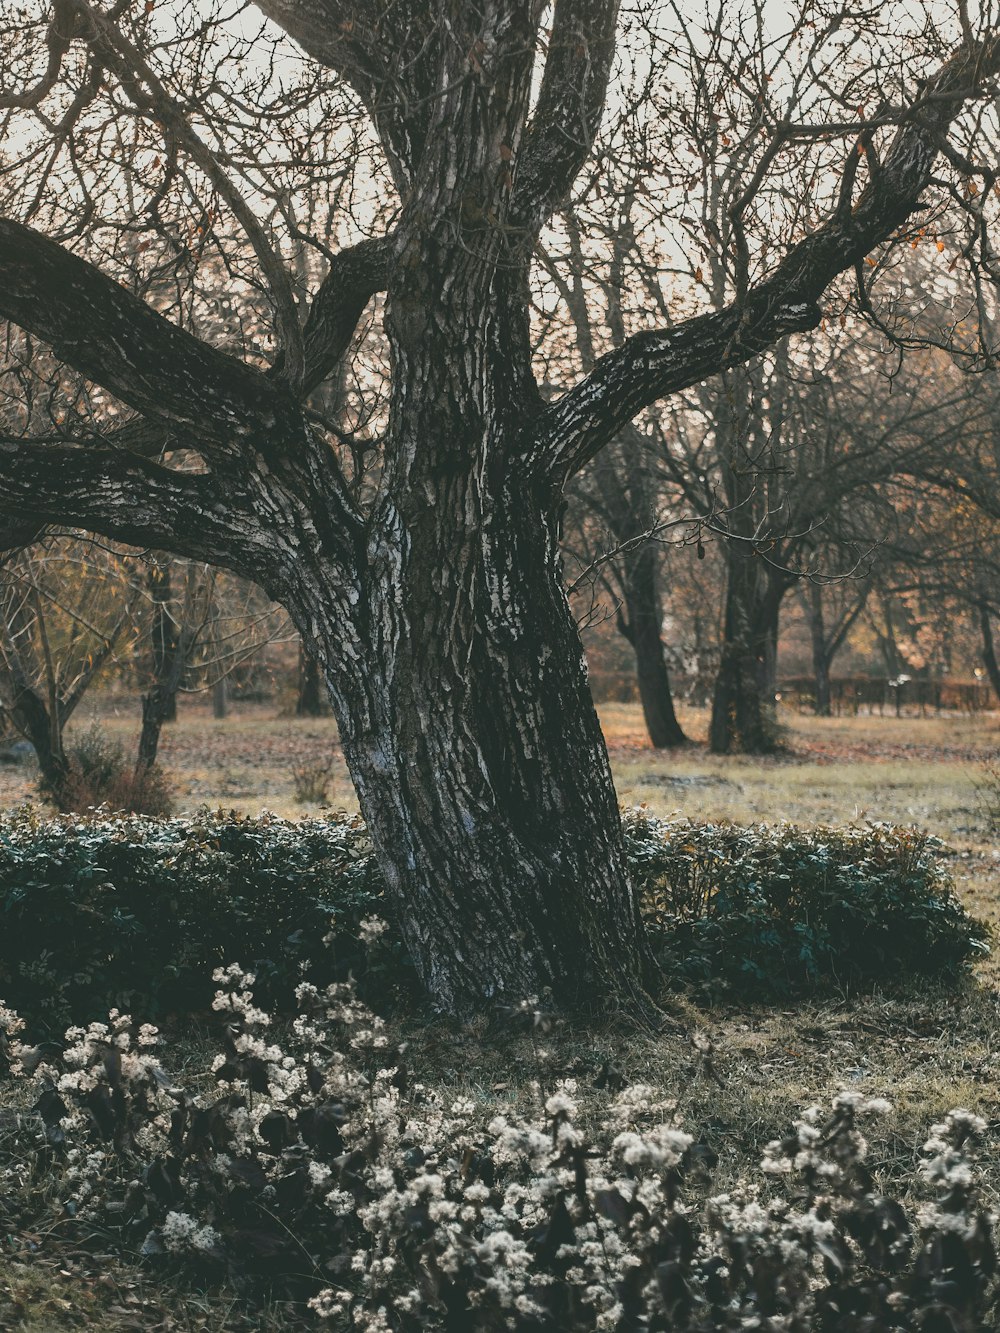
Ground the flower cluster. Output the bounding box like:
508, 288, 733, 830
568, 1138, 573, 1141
0, 999, 25, 1073
2, 970, 998, 1331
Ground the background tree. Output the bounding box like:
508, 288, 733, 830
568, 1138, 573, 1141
0, 539, 141, 796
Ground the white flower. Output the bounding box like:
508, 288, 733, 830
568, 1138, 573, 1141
545, 1092, 577, 1118
358, 916, 388, 945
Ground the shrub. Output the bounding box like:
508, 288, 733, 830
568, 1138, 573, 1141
1, 970, 997, 1330
0, 808, 399, 1031
44, 723, 174, 817
624, 812, 989, 997
0, 809, 986, 1031
292, 758, 334, 805
68, 722, 126, 795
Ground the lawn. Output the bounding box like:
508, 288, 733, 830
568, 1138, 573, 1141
1, 700, 999, 1329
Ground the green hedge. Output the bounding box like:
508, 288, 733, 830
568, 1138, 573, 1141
626, 812, 989, 995
0, 807, 988, 1029
0, 808, 396, 1031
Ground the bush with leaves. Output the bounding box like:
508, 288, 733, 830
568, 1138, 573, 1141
0, 809, 987, 1031
1, 961, 998, 1331
625, 813, 989, 997
0, 807, 397, 1031
43, 722, 174, 817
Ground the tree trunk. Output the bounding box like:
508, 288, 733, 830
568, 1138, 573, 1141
292, 482, 657, 1018
806, 583, 832, 716
709, 554, 785, 754
760, 598, 779, 702
138, 582, 199, 769
814, 651, 832, 718
0, 588, 69, 792
620, 544, 687, 748
137, 686, 173, 769
148, 558, 178, 723
980, 603, 1000, 703
296, 641, 324, 716
212, 677, 228, 719
8, 680, 67, 792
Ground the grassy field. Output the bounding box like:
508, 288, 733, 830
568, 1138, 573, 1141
3, 697, 997, 834
2, 700, 999, 1329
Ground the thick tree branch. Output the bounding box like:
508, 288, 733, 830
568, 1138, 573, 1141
0, 437, 264, 572
532, 30, 1000, 486
254, 0, 432, 191
512, 0, 619, 235
0, 223, 387, 558
0, 219, 292, 451
299, 234, 391, 393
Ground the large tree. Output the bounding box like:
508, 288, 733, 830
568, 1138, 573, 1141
0, 0, 998, 1013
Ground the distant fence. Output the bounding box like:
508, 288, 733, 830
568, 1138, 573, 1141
778, 676, 996, 716
590, 670, 997, 715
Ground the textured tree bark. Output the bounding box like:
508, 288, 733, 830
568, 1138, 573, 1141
280, 483, 656, 1016
306, 263, 655, 1012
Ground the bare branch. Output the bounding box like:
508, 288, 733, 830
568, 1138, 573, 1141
75, 0, 307, 388
532, 28, 1000, 486
0, 218, 292, 450
513, 0, 620, 235
0, 436, 251, 566
300, 234, 391, 393
0, 0, 76, 110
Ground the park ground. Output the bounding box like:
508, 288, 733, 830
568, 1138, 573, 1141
2, 701, 1000, 1329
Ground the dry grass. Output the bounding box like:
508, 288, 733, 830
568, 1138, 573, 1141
2, 697, 999, 1327
4, 697, 997, 830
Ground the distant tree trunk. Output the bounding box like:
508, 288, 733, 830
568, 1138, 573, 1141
296, 641, 324, 716
148, 558, 178, 723
138, 562, 200, 769
761, 598, 780, 701
806, 582, 833, 716
212, 676, 228, 719
9, 678, 67, 791
710, 552, 786, 754
562, 214, 686, 751
137, 686, 173, 769
980, 603, 1000, 703
137, 625, 191, 768
0, 587, 68, 788
618, 543, 687, 747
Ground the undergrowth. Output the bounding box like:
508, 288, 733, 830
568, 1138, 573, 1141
0, 809, 987, 1033
2, 957, 998, 1331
